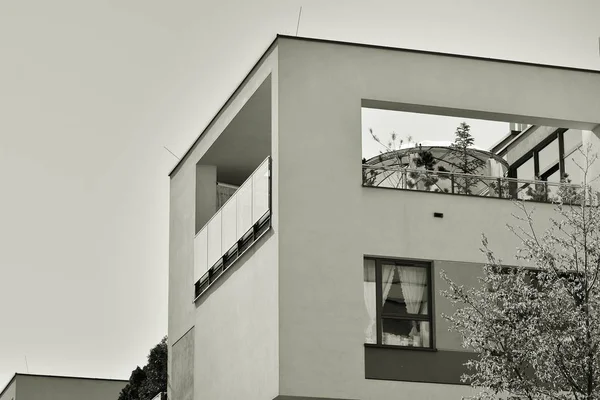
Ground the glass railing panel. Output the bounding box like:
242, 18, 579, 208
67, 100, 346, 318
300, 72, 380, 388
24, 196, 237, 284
207, 212, 222, 269
252, 159, 270, 221
221, 196, 237, 254
237, 180, 253, 236
362, 165, 581, 204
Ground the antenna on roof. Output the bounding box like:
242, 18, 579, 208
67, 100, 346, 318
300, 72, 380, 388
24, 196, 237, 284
163, 146, 181, 160
295, 6, 303, 36
24, 356, 29, 373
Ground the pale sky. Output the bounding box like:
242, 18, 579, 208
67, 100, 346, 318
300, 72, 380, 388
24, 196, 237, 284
0, 0, 599, 389
362, 109, 511, 159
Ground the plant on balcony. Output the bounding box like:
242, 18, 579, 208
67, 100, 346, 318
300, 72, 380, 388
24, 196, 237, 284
524, 175, 550, 202
448, 122, 487, 195
556, 173, 583, 205
368, 129, 408, 155
406, 146, 442, 192
364, 129, 411, 188
441, 146, 600, 400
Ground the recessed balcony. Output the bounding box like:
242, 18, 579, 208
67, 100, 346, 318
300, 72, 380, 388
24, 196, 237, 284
194, 157, 271, 300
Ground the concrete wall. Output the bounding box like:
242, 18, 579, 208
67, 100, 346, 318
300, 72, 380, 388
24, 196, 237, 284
169, 42, 277, 348
433, 260, 482, 351
14, 375, 126, 400
276, 37, 600, 400
169, 45, 279, 400
194, 234, 279, 400
194, 165, 217, 234
506, 125, 558, 165
191, 44, 280, 397
0, 377, 16, 400
171, 329, 194, 400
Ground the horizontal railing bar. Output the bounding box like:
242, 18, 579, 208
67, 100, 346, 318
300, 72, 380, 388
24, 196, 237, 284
194, 211, 272, 301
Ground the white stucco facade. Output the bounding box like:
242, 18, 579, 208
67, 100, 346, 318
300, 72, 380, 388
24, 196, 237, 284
168, 35, 600, 400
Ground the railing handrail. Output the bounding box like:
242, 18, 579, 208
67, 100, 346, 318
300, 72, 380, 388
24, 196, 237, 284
362, 164, 581, 189
217, 182, 240, 189
195, 156, 271, 238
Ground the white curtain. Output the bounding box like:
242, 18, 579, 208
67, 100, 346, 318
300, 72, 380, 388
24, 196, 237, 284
398, 266, 428, 346
363, 281, 376, 343
381, 264, 396, 345
382, 264, 396, 305
398, 266, 427, 314
363, 260, 377, 343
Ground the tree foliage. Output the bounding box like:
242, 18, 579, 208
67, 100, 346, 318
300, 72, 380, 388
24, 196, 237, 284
442, 146, 600, 400
449, 122, 487, 194
118, 337, 167, 400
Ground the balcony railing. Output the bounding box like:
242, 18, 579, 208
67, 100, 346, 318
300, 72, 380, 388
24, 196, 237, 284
362, 165, 581, 204
194, 157, 271, 300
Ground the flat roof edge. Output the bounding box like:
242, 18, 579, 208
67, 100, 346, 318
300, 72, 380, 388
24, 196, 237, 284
168, 34, 599, 177
14, 373, 129, 382
277, 34, 600, 75
168, 36, 279, 177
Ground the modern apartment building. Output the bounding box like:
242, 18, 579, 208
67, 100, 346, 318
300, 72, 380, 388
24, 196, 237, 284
168, 35, 600, 400
0, 374, 127, 400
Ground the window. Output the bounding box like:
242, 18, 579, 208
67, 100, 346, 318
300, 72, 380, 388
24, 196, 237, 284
516, 157, 535, 181
538, 137, 559, 176
364, 258, 433, 348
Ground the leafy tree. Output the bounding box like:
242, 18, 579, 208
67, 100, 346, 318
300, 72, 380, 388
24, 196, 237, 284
442, 146, 600, 400
118, 337, 167, 400
118, 368, 146, 400
139, 337, 168, 400
449, 122, 487, 194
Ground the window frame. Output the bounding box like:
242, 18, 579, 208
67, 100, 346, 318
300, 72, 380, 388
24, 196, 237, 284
366, 257, 435, 349
508, 128, 568, 182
